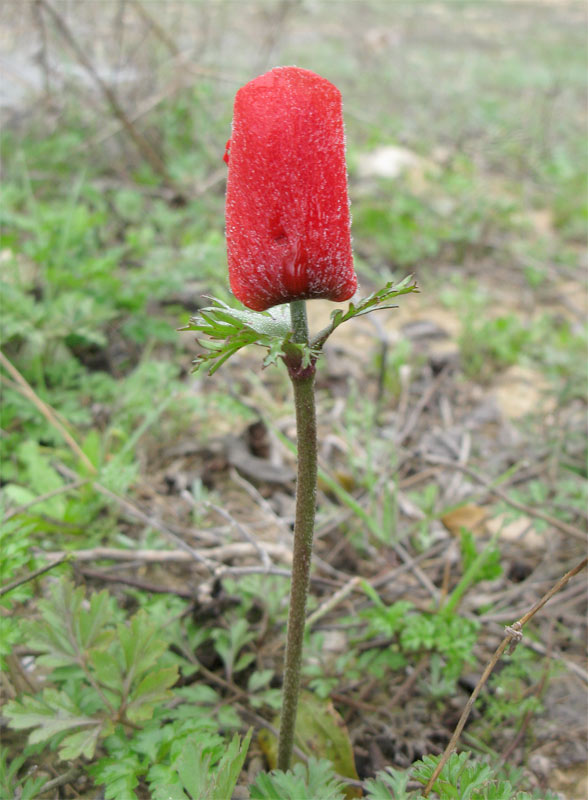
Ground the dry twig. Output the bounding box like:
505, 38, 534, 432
0, 557, 69, 598
4, 479, 87, 521
43, 542, 292, 565
38, 0, 178, 192
422, 556, 588, 796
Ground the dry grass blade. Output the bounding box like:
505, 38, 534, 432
0, 351, 96, 474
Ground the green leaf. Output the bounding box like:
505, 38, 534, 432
459, 529, 503, 583
126, 666, 178, 723
364, 766, 413, 800
149, 766, 189, 800
182, 298, 293, 375
26, 578, 114, 670
413, 753, 494, 800
209, 730, 252, 800
59, 724, 105, 760
88, 649, 123, 692
311, 277, 418, 349
5, 689, 105, 759
148, 729, 251, 800
117, 609, 168, 684
89, 754, 143, 800
248, 669, 274, 693
250, 758, 346, 800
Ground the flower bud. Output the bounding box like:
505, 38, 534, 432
225, 66, 357, 311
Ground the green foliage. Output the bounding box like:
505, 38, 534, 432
0, 517, 38, 667
476, 648, 549, 744
359, 583, 479, 696
184, 278, 418, 375
183, 298, 294, 374
148, 729, 252, 800
2, 441, 70, 528
459, 530, 502, 583
352, 161, 519, 269
441, 532, 503, 616
311, 277, 418, 347
364, 752, 561, 800
459, 314, 533, 380
247, 752, 560, 800
411, 752, 560, 800
87, 718, 251, 800
0, 752, 48, 800
364, 766, 414, 800
413, 752, 493, 799
250, 758, 346, 800
211, 618, 257, 681
5, 578, 178, 761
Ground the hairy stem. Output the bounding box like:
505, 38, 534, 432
289, 299, 309, 344
277, 301, 317, 770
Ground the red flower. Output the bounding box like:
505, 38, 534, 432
224, 67, 357, 311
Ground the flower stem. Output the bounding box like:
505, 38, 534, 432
289, 299, 309, 344
277, 300, 318, 771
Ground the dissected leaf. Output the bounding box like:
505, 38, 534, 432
209, 730, 252, 800
364, 766, 413, 800
59, 724, 105, 760
88, 755, 142, 800
250, 758, 346, 800
259, 692, 360, 798
118, 610, 168, 679
149, 729, 251, 800
126, 666, 178, 723
148, 765, 189, 800
184, 280, 416, 375
311, 277, 418, 349
5, 689, 105, 760
26, 579, 114, 669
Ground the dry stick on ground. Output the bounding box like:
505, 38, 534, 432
422, 556, 588, 797
38, 0, 178, 192
229, 467, 351, 582
56, 461, 221, 547
306, 576, 362, 628
42, 543, 344, 586
78, 563, 337, 594
0, 557, 69, 598
43, 542, 291, 565
78, 567, 195, 598
4, 478, 87, 521
35, 767, 82, 798
47, 545, 338, 587
203, 501, 274, 568
129, 0, 180, 56
425, 455, 587, 542
230, 466, 292, 543
0, 352, 96, 474
32, 0, 52, 101
499, 628, 553, 766
395, 366, 449, 446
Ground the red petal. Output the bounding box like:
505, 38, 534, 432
225, 67, 357, 311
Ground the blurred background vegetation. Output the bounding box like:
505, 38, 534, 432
1, 1, 586, 798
